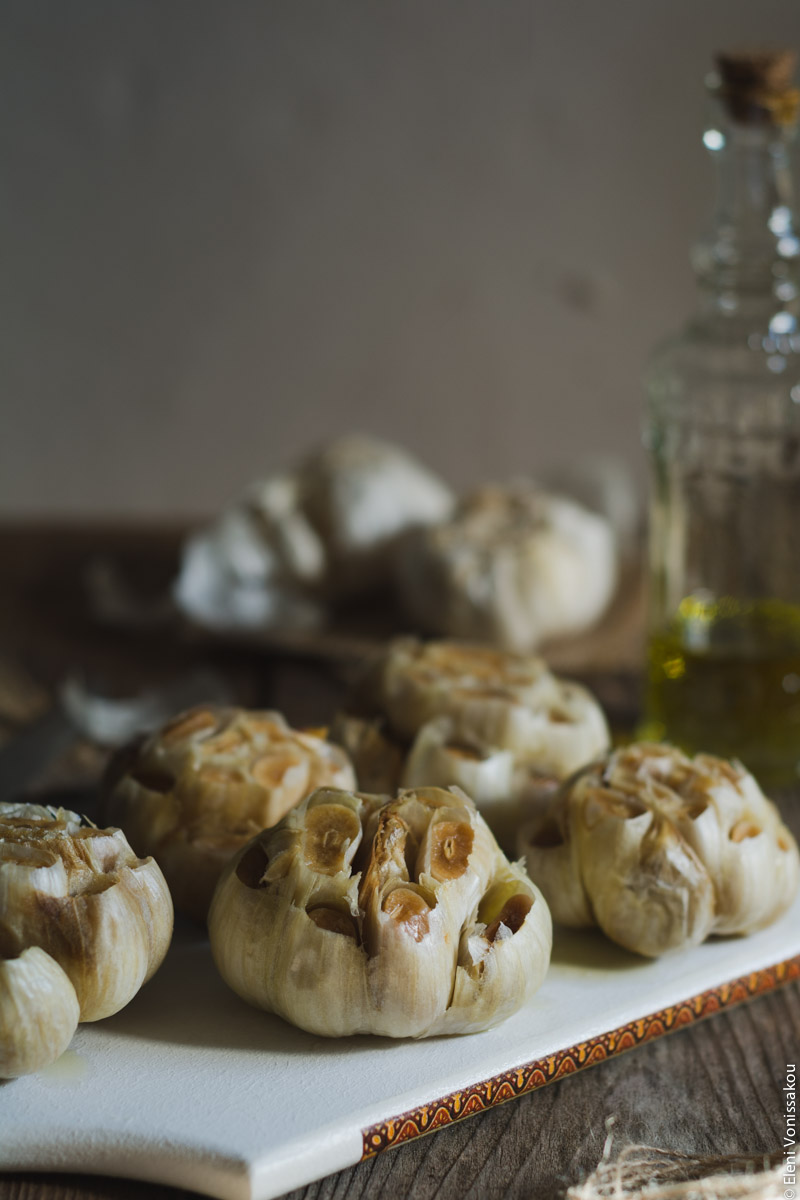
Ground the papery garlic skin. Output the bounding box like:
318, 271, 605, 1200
395, 483, 617, 652
520, 744, 799, 957
104, 706, 355, 921
209, 785, 552, 1039
0, 803, 173, 1034
0, 947, 80, 1078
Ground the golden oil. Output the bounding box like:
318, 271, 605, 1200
642, 596, 800, 788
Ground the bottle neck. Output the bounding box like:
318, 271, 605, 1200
692, 96, 800, 319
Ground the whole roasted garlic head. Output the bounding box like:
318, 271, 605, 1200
104, 706, 356, 921
395, 482, 617, 652
0, 802, 173, 1077
520, 743, 800, 957
209, 785, 552, 1038
342, 638, 609, 851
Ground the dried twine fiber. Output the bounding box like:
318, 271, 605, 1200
567, 1123, 794, 1200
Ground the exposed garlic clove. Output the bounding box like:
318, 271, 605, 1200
0, 803, 173, 1022
0, 947, 80, 1078
103, 706, 356, 921
443, 864, 551, 1035
394, 482, 617, 651
519, 744, 799, 957
209, 785, 551, 1039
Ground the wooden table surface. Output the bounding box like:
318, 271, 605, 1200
1, 525, 797, 1200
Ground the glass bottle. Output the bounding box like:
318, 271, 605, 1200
643, 51, 800, 788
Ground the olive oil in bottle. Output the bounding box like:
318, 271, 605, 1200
644, 597, 800, 787
643, 51, 800, 786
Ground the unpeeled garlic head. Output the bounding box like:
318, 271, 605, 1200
395, 482, 617, 651
519, 743, 800, 957
209, 785, 552, 1038
104, 706, 355, 921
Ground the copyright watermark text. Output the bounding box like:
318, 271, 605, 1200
785, 1063, 796, 1200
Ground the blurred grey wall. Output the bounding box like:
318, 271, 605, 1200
3, 0, 800, 517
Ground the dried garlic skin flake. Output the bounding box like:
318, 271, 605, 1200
520, 743, 800, 957
103, 706, 355, 921
0, 802, 172, 1075
209, 785, 552, 1038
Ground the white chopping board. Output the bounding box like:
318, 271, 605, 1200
2, 898, 799, 1200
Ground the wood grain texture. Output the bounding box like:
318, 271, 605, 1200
0, 525, 797, 1200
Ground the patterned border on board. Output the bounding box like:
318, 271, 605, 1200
361, 954, 800, 1159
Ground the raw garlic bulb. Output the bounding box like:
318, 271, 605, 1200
174, 474, 327, 633
0, 803, 173, 1076
209, 786, 552, 1038
104, 706, 356, 921
396, 482, 617, 652
519, 743, 800, 957
173, 434, 455, 630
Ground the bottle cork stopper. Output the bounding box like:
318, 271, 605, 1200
715, 49, 799, 124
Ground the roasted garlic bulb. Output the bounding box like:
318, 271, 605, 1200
104, 706, 356, 921
0, 802, 173, 1076
337, 638, 609, 850
209, 785, 552, 1038
395, 482, 617, 652
520, 743, 800, 957
371, 639, 608, 771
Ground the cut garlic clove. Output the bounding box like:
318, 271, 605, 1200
441, 864, 551, 1035
0, 947, 80, 1079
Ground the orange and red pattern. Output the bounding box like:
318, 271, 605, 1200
361, 954, 800, 1159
